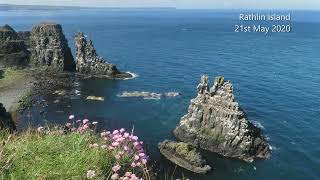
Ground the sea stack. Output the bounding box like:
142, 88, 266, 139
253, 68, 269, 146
30, 22, 76, 71
75, 32, 132, 79
174, 75, 271, 162
0, 25, 29, 68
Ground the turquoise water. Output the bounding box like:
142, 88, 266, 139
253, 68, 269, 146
1, 9, 320, 179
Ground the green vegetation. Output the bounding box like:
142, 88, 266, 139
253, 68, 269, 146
167, 141, 200, 163
215, 76, 225, 86
0, 69, 28, 91
0, 129, 114, 179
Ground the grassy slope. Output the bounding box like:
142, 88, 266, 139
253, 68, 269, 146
0, 130, 115, 179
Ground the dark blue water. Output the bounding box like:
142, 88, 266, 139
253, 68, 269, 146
1, 9, 320, 180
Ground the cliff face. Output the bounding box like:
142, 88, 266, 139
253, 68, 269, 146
0, 103, 16, 131
0, 25, 29, 67
75, 32, 130, 79
30, 22, 75, 71
174, 75, 271, 162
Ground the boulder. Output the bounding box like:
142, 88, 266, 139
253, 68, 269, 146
174, 75, 271, 162
0, 25, 29, 67
158, 140, 211, 174
30, 22, 75, 71
0, 103, 16, 131
75, 32, 131, 79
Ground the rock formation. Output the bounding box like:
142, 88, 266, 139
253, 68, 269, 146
174, 75, 271, 162
75, 32, 131, 79
30, 22, 75, 71
0, 25, 29, 67
0, 103, 16, 131
158, 140, 211, 174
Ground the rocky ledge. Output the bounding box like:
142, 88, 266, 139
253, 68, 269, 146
75, 32, 131, 79
158, 140, 211, 174
0, 25, 30, 68
174, 75, 271, 162
30, 22, 76, 71
0, 103, 16, 131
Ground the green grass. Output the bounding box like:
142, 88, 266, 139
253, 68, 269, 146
0, 69, 27, 91
0, 129, 115, 179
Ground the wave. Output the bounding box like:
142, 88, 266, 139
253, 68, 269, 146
117, 91, 180, 100
251, 121, 265, 130
123, 72, 139, 80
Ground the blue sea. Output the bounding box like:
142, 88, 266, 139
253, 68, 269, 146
1, 9, 320, 180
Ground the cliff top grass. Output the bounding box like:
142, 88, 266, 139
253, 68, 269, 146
0, 129, 114, 179
0, 68, 28, 91
0, 117, 152, 179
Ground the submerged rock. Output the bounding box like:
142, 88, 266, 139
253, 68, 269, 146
30, 22, 76, 71
75, 32, 131, 79
158, 140, 211, 174
0, 25, 30, 68
117, 91, 181, 99
86, 96, 105, 101
0, 103, 16, 131
174, 75, 271, 162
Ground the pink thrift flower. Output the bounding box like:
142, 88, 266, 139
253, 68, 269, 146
113, 130, 119, 135
142, 159, 147, 164
101, 132, 107, 137
123, 146, 128, 151
112, 164, 121, 172
131, 162, 136, 167
139, 153, 145, 157
76, 119, 81, 123
106, 131, 111, 135
112, 142, 120, 147
124, 133, 129, 138
131, 174, 138, 180
133, 142, 139, 146
83, 119, 89, 124
111, 173, 119, 180
125, 172, 132, 177
86, 170, 96, 179
92, 121, 98, 125
120, 128, 125, 133
134, 155, 139, 161
136, 162, 141, 166
123, 177, 129, 180
131, 136, 138, 141
69, 114, 75, 120
66, 123, 72, 128
83, 124, 89, 130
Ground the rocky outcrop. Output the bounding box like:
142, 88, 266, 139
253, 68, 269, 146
174, 75, 271, 162
0, 25, 29, 68
30, 22, 75, 71
75, 32, 131, 79
117, 91, 181, 99
0, 103, 16, 131
158, 140, 211, 174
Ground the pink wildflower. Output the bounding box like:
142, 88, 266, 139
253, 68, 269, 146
112, 164, 121, 172
133, 142, 139, 146
131, 136, 138, 141
131, 162, 136, 167
83, 119, 89, 124
66, 123, 72, 128
86, 170, 96, 179
69, 114, 75, 120
83, 124, 89, 130
123, 146, 128, 151
112, 142, 120, 147
136, 162, 141, 166
139, 153, 145, 157
111, 173, 119, 180
123, 177, 129, 180
92, 121, 98, 125
134, 155, 139, 161
142, 159, 147, 164
131, 174, 138, 180
120, 128, 125, 133
124, 133, 129, 138
76, 119, 81, 123
125, 172, 132, 177
113, 130, 119, 135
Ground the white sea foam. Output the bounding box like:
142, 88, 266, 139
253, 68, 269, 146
123, 72, 139, 80
252, 121, 265, 130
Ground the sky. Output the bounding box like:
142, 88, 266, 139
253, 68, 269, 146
1, 0, 320, 10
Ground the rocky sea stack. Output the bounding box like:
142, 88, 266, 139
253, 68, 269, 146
174, 75, 271, 162
75, 32, 132, 79
30, 22, 76, 71
158, 140, 211, 174
0, 25, 29, 68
